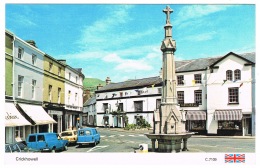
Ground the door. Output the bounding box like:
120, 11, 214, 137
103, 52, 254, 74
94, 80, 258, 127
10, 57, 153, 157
244, 118, 252, 135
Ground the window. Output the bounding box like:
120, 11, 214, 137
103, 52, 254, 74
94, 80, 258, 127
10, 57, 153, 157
194, 90, 202, 105
75, 93, 78, 102
68, 90, 71, 104
15, 126, 23, 139
194, 74, 201, 84
156, 99, 161, 109
37, 135, 45, 142
58, 88, 61, 104
158, 88, 162, 94
234, 69, 241, 80
120, 92, 123, 97
18, 75, 24, 97
76, 76, 78, 83
28, 136, 36, 142
228, 87, 239, 104
226, 70, 233, 81
49, 85, 52, 102
177, 91, 184, 105
18, 47, 23, 59
134, 101, 143, 112
49, 62, 53, 72
103, 103, 108, 112
32, 80, 36, 99
117, 103, 123, 112
58, 67, 61, 76
69, 72, 71, 80
177, 75, 184, 85
32, 54, 37, 65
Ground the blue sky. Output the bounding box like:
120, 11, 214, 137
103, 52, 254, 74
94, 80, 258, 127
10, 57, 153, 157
5, 4, 255, 83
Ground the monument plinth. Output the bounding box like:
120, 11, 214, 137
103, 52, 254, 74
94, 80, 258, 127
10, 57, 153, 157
145, 5, 194, 153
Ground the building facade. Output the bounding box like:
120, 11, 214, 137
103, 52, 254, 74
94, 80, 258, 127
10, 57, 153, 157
93, 52, 255, 136
62, 62, 85, 130
5, 29, 85, 143
42, 54, 66, 133
5, 30, 57, 143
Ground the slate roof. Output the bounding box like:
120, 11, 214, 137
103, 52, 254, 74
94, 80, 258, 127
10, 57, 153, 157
96, 52, 255, 92
83, 96, 96, 106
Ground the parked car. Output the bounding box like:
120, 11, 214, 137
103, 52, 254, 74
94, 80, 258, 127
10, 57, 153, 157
77, 128, 100, 147
60, 130, 78, 145
5, 142, 38, 153
26, 133, 69, 152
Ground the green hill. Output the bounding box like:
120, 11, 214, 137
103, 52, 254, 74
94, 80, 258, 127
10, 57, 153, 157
83, 78, 106, 92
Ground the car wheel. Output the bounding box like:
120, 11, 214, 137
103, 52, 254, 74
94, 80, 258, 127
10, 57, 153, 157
64, 145, 68, 151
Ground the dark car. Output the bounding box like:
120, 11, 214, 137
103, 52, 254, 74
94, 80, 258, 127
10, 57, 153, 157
5, 142, 38, 153
26, 132, 68, 152
77, 128, 100, 147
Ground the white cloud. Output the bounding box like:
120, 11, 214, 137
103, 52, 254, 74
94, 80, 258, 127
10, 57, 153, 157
176, 5, 232, 24
115, 60, 153, 72
102, 53, 123, 63
182, 31, 217, 42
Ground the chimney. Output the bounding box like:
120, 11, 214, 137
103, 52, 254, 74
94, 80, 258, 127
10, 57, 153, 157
97, 84, 103, 90
106, 77, 111, 85
26, 40, 37, 48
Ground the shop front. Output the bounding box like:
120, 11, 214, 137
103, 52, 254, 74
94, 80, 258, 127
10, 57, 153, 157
17, 103, 57, 133
185, 110, 207, 135
214, 109, 243, 136
5, 102, 32, 143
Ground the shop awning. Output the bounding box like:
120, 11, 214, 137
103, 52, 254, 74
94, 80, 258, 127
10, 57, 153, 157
186, 110, 206, 120
18, 103, 57, 125
214, 109, 242, 120
5, 102, 32, 127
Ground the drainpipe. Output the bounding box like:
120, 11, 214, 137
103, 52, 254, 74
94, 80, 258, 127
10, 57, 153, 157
12, 35, 16, 101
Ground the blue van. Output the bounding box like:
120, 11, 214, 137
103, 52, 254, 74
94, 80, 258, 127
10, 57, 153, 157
77, 128, 100, 147
26, 133, 68, 152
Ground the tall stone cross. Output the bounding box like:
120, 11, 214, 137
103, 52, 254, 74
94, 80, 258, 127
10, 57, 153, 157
163, 5, 173, 24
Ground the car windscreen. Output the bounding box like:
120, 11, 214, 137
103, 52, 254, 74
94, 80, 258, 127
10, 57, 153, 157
61, 132, 73, 136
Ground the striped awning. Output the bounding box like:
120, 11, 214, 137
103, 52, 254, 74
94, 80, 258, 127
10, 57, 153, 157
214, 109, 242, 120
186, 111, 206, 120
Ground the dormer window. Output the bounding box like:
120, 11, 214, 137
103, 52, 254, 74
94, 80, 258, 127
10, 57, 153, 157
226, 70, 232, 81
234, 69, 241, 80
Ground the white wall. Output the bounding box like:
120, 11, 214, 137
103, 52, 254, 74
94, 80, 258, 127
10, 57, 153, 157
14, 38, 44, 101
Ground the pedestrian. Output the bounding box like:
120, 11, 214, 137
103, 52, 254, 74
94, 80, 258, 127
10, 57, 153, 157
15, 135, 22, 142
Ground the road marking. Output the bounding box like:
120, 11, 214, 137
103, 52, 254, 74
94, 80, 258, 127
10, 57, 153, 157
100, 135, 106, 138
86, 145, 108, 153
128, 135, 135, 137
119, 135, 125, 137
109, 135, 116, 137
138, 134, 144, 136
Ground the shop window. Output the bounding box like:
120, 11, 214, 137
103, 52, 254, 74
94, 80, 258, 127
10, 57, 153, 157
218, 121, 241, 130
190, 120, 206, 130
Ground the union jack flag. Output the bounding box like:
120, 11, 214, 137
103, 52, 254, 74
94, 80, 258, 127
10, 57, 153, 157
225, 154, 245, 163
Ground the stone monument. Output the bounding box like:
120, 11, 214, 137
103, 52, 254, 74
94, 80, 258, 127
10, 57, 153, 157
145, 5, 194, 153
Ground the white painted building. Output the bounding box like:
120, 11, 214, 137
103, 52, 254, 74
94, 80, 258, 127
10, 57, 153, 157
95, 77, 162, 128
93, 52, 255, 136
62, 62, 84, 130
82, 96, 96, 126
